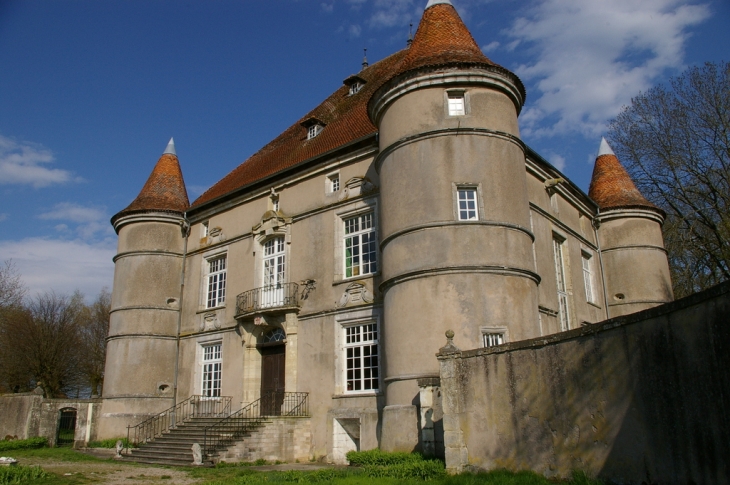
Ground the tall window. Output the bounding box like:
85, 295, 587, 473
206, 256, 227, 308
582, 251, 596, 304
330, 174, 340, 192
344, 213, 377, 278
202, 343, 222, 398
448, 92, 465, 116
457, 188, 478, 220
553, 237, 570, 331
263, 237, 286, 307
345, 323, 379, 392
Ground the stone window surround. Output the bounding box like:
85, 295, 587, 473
452, 183, 484, 222
326, 171, 341, 195
444, 88, 469, 117
480, 326, 508, 348
194, 335, 223, 396
333, 198, 378, 283
334, 306, 382, 397
552, 231, 571, 331
201, 247, 228, 311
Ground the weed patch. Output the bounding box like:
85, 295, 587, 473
86, 437, 130, 448
346, 449, 423, 466
0, 465, 48, 484
0, 437, 47, 453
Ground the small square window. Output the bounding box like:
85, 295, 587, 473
448, 94, 465, 116
202, 221, 209, 238
457, 188, 478, 220
329, 174, 340, 193
483, 333, 504, 348
349, 83, 363, 95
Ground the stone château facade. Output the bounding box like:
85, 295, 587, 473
98, 0, 673, 462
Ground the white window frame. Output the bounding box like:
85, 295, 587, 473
334, 200, 378, 282
343, 211, 377, 279
349, 82, 363, 95
335, 308, 381, 396
201, 342, 222, 398
201, 221, 209, 238
582, 250, 597, 304
327, 172, 340, 194
553, 235, 570, 331
307, 124, 323, 140
446, 89, 467, 116
455, 185, 480, 221
483, 333, 504, 348
205, 253, 227, 309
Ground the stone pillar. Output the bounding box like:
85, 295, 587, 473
437, 331, 468, 474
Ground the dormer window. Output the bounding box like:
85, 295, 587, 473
343, 75, 366, 97
301, 117, 325, 140
308, 124, 323, 139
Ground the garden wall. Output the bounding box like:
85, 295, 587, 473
439, 281, 730, 484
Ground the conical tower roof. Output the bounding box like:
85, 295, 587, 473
387, 0, 525, 102
588, 138, 658, 212
112, 138, 189, 224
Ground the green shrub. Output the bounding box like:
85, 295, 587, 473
0, 437, 47, 453
0, 465, 48, 484
86, 437, 130, 448
346, 449, 424, 466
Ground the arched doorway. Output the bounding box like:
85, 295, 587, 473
260, 327, 286, 415
56, 408, 77, 447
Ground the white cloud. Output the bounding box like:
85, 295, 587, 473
349, 24, 363, 37
321, 2, 334, 12
507, 0, 710, 138
38, 202, 113, 239
482, 41, 500, 53
369, 0, 417, 29
0, 135, 80, 188
0, 238, 115, 300
39, 202, 106, 223
544, 152, 567, 171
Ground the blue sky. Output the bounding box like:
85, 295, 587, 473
0, 0, 728, 299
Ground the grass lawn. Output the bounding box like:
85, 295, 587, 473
1, 448, 601, 485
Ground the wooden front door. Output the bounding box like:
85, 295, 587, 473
261, 345, 285, 415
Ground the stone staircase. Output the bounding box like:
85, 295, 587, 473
125, 416, 260, 466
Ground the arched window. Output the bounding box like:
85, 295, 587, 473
263, 328, 286, 343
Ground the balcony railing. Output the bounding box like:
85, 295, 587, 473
235, 283, 299, 317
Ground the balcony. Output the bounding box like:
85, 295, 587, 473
235, 283, 300, 318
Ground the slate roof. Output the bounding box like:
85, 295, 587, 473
191, 1, 523, 210
588, 138, 659, 213
112, 143, 190, 224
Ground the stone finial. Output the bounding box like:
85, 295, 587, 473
191, 443, 203, 466
115, 440, 123, 458
439, 329, 461, 354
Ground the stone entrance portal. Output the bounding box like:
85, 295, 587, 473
261, 344, 285, 415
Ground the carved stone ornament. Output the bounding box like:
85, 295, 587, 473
336, 282, 375, 308
253, 211, 292, 241
338, 176, 376, 201
253, 314, 269, 326
191, 443, 203, 465
115, 440, 124, 458
200, 312, 221, 332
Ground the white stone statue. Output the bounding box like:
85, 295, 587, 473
191, 443, 203, 466
115, 440, 123, 458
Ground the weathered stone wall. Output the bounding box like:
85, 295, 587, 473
439, 281, 730, 484
0, 391, 102, 447
216, 417, 311, 463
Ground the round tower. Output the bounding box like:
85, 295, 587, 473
589, 138, 673, 317
369, 0, 539, 451
98, 139, 190, 438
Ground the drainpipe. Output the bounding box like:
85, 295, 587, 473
172, 216, 190, 427
593, 210, 610, 321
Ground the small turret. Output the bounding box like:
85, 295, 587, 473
99, 139, 189, 439
589, 138, 673, 317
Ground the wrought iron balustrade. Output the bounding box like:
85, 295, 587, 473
235, 283, 299, 316
203, 391, 308, 457
126, 395, 232, 451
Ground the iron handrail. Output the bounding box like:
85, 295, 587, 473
203, 391, 308, 457
235, 283, 300, 316
126, 395, 232, 452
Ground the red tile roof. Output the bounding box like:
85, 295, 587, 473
191, 50, 408, 208
191, 2, 523, 210
589, 153, 659, 212
113, 152, 190, 223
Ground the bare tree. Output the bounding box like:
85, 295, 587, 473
0, 292, 86, 397
78, 288, 111, 397
0, 260, 25, 309
608, 61, 730, 297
